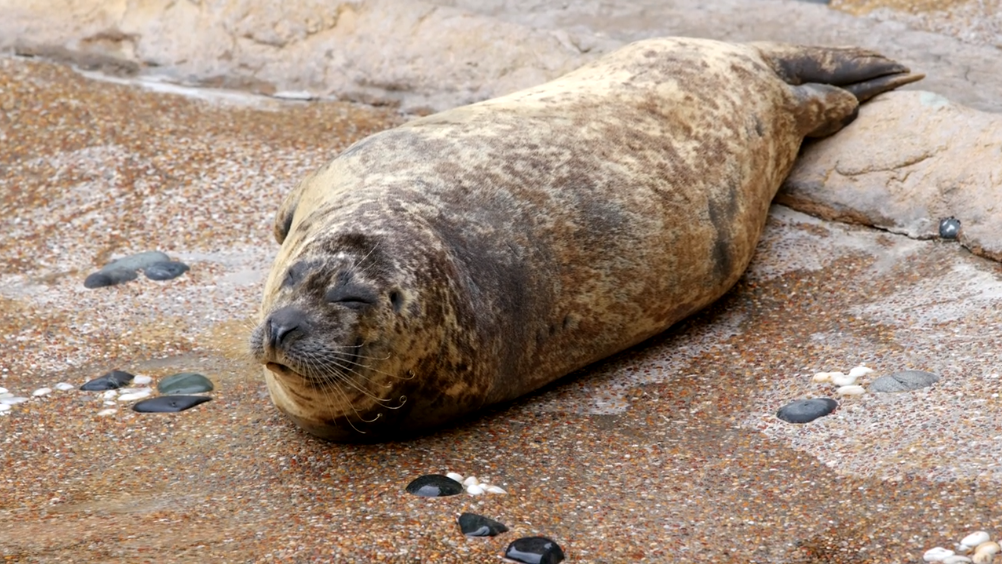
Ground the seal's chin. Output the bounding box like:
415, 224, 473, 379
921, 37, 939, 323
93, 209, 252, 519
266, 362, 299, 380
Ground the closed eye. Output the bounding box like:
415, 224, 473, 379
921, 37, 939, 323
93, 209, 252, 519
325, 285, 377, 309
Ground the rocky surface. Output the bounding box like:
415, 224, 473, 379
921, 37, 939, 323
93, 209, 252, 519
781, 90, 1002, 261
2, 0, 1002, 562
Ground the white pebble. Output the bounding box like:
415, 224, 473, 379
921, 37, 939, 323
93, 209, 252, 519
0, 403, 11, 412
54, 382, 75, 391
812, 372, 834, 383
118, 389, 153, 402
944, 556, 973, 564
831, 373, 858, 387
445, 472, 464, 484
33, 387, 52, 397
102, 390, 118, 400
104, 401, 116, 406
925, 547, 956, 562
848, 365, 874, 378
134, 375, 153, 385
96, 408, 117, 416
836, 385, 866, 396
961, 533, 991, 550
484, 485, 507, 494
466, 484, 485, 495
0, 396, 29, 405
973, 542, 1000, 564
462, 476, 479, 487
0, 387, 7, 394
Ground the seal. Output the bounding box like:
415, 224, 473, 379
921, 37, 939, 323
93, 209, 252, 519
249, 38, 922, 441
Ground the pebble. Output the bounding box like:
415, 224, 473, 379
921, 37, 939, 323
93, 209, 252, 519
462, 476, 480, 487
836, 385, 866, 396
940, 217, 961, 239
504, 536, 566, 564
457, 512, 509, 537
446, 472, 464, 483
32, 387, 52, 396
80, 370, 135, 391
466, 484, 485, 495
925, 547, 957, 562
485, 485, 508, 494
132, 395, 212, 413
143, 260, 190, 281
776, 398, 838, 423
54, 382, 75, 391
0, 387, 7, 394
831, 373, 858, 387
961, 532, 991, 549
157, 372, 214, 394
102, 390, 118, 400
871, 370, 940, 393
405, 474, 464, 497
0, 396, 29, 405
847, 365, 874, 378
0, 404, 10, 413
812, 371, 839, 383
83, 268, 139, 289
96, 408, 117, 416
134, 375, 153, 385
118, 388, 153, 402
944, 556, 974, 564
973, 542, 1000, 564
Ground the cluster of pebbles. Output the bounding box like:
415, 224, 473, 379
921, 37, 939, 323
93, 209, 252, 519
776, 365, 942, 424
924, 530, 1001, 563
0, 369, 213, 416
404, 472, 565, 563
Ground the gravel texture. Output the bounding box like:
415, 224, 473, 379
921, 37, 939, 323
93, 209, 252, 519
831, 0, 1002, 50
2, 55, 1002, 563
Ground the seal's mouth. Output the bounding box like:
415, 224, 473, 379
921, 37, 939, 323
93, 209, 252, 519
266, 362, 298, 379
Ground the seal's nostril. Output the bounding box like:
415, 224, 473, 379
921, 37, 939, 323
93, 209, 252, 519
266, 306, 306, 349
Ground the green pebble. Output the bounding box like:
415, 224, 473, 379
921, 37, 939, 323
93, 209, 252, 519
157, 372, 214, 395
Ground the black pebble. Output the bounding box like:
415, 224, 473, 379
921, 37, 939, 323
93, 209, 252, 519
939, 217, 961, 239
80, 370, 135, 391
404, 474, 463, 497
144, 261, 190, 281
83, 269, 138, 289
132, 395, 212, 413
504, 536, 565, 564
776, 398, 838, 424
458, 512, 509, 537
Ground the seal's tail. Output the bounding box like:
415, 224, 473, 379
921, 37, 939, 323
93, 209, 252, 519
752, 43, 925, 138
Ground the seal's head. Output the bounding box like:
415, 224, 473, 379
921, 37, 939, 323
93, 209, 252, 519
249, 223, 463, 441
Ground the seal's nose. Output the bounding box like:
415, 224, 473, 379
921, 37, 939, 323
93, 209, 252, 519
267, 306, 306, 350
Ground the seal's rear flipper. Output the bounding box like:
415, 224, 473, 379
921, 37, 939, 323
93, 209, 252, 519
753, 43, 924, 138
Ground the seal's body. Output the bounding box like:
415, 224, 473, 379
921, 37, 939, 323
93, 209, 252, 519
250, 38, 921, 441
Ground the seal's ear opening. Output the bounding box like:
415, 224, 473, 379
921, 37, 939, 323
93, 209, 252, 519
389, 290, 404, 313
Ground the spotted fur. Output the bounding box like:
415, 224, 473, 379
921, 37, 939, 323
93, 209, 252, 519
251, 38, 921, 441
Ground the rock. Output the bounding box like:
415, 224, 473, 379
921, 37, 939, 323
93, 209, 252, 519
144, 260, 190, 281
780, 91, 1002, 262
404, 474, 463, 497
504, 536, 566, 564
457, 512, 509, 537
84, 251, 173, 288
132, 395, 212, 413
776, 398, 838, 423
80, 370, 135, 391
157, 373, 214, 395
83, 268, 138, 288
940, 217, 961, 239
870, 370, 940, 393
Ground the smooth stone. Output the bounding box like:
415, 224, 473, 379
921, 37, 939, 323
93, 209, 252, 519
81, 370, 135, 391
144, 260, 190, 281
157, 372, 214, 395
133, 375, 153, 385
776, 398, 838, 423
446, 472, 464, 483
0, 396, 29, 405
870, 370, 940, 393
0, 404, 10, 412
462, 476, 479, 487
54, 382, 75, 391
485, 485, 508, 494
404, 474, 463, 497
132, 395, 212, 413
924, 547, 956, 562
0, 387, 7, 394
505, 536, 566, 564
836, 385, 866, 396
118, 389, 153, 401
96, 408, 117, 416
32, 387, 52, 396
466, 484, 485, 495
458, 512, 509, 537
961, 531, 990, 549
83, 268, 138, 288
940, 217, 961, 239
101, 251, 171, 273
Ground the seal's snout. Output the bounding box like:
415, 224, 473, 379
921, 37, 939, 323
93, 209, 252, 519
266, 305, 307, 351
